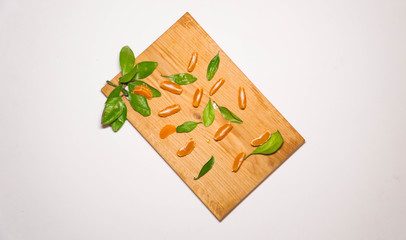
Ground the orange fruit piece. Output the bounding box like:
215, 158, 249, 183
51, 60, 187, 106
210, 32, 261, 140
158, 104, 181, 117
160, 81, 183, 95
159, 125, 176, 139
187, 52, 198, 72
238, 87, 246, 110
177, 138, 195, 157
133, 85, 153, 99
250, 130, 271, 146
209, 78, 225, 96
192, 87, 203, 107
232, 152, 246, 172
214, 123, 233, 141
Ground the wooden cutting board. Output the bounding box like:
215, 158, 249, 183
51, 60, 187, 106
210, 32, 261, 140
101, 12, 304, 220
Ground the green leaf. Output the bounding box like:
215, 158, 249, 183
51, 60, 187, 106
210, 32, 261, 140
133, 61, 158, 80
194, 156, 215, 180
161, 73, 197, 85
106, 85, 122, 102
102, 97, 125, 125
206, 51, 220, 81
128, 80, 161, 98
111, 104, 127, 132
215, 103, 243, 124
128, 93, 151, 116
119, 65, 138, 83
120, 61, 158, 83
202, 98, 215, 127
176, 121, 202, 133
246, 131, 284, 159
120, 46, 135, 76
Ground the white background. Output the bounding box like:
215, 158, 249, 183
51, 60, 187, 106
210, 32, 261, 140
1, 0, 405, 239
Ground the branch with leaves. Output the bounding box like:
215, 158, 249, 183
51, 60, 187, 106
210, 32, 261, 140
101, 46, 160, 131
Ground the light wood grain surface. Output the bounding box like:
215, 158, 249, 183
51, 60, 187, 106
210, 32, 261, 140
101, 12, 304, 220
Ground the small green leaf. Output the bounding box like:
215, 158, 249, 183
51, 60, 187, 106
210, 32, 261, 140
246, 131, 284, 159
206, 52, 220, 81
120, 46, 135, 76
215, 102, 243, 124
133, 61, 158, 80
128, 80, 161, 98
111, 104, 127, 132
176, 121, 202, 133
161, 73, 197, 85
106, 85, 122, 102
102, 97, 125, 125
119, 65, 138, 83
203, 98, 215, 127
128, 93, 151, 116
194, 156, 215, 180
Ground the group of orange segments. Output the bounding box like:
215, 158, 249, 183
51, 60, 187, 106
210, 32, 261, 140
131, 51, 272, 172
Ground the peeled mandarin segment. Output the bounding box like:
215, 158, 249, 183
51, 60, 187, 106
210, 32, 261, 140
177, 138, 195, 157
250, 130, 271, 146
159, 125, 176, 139
133, 85, 153, 99
192, 87, 203, 107
232, 152, 246, 172
238, 87, 246, 109
209, 78, 225, 96
213, 123, 233, 141
158, 104, 181, 117
187, 52, 198, 72
160, 81, 183, 95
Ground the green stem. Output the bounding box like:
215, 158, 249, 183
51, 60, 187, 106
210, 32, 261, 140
106, 80, 129, 97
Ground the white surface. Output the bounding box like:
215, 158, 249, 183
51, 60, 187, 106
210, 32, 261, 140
1, 0, 405, 239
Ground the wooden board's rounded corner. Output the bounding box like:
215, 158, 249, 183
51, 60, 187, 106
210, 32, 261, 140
299, 135, 306, 145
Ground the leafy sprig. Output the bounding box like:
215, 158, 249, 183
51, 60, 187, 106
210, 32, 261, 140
102, 46, 160, 131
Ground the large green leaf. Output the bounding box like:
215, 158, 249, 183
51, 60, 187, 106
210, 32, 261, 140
111, 104, 127, 132
176, 121, 202, 133
102, 97, 125, 124
202, 99, 215, 127
119, 46, 135, 76
216, 103, 243, 124
194, 156, 215, 180
161, 73, 197, 85
133, 61, 158, 80
106, 85, 122, 102
206, 52, 220, 81
128, 93, 151, 116
247, 131, 284, 158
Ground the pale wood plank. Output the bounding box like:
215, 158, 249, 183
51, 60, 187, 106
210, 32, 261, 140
101, 12, 304, 220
